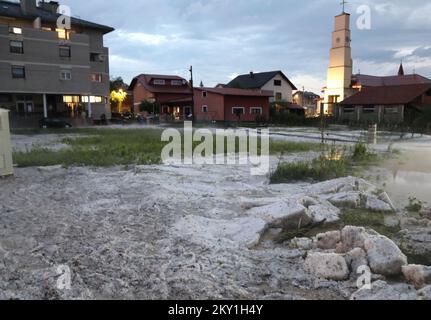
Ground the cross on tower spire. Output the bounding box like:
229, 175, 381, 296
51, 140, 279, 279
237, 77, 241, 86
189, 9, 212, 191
341, 0, 348, 13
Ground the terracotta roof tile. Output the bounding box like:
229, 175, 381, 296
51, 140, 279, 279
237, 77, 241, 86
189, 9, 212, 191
341, 84, 431, 105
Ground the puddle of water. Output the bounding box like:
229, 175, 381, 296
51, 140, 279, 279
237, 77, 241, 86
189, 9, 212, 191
376, 149, 431, 208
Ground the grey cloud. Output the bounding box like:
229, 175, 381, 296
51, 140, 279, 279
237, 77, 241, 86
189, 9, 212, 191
58, 0, 431, 93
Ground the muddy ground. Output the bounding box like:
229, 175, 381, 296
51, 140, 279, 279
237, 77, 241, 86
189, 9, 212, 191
1, 129, 430, 300
1, 159, 357, 300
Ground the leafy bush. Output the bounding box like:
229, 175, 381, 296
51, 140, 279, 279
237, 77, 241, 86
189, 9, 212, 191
405, 197, 424, 213
270, 155, 348, 183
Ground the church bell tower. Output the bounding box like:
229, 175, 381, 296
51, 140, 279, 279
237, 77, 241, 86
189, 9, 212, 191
323, 8, 353, 114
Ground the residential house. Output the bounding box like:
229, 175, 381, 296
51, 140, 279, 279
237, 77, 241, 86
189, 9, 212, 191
194, 87, 273, 122
226, 71, 297, 103
293, 91, 320, 117
293, 91, 320, 108
129, 74, 193, 121
0, 0, 114, 123
339, 83, 431, 123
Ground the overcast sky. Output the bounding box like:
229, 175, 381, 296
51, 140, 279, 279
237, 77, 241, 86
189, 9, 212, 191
58, 0, 431, 93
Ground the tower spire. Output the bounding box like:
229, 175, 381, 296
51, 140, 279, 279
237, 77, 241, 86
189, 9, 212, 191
398, 61, 405, 76
341, 0, 348, 13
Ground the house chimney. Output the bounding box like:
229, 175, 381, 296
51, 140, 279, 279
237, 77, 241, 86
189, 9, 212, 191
38, 1, 60, 14
20, 0, 38, 16
250, 71, 254, 78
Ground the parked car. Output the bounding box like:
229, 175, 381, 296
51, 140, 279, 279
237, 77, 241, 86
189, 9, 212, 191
110, 112, 134, 124
39, 118, 72, 129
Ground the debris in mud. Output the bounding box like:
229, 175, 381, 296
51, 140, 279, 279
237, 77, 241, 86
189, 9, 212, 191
304, 252, 350, 281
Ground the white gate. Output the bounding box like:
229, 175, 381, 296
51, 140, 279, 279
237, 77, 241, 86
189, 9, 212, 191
0, 108, 13, 177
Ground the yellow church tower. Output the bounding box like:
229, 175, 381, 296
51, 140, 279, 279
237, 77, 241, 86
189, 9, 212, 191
323, 6, 353, 115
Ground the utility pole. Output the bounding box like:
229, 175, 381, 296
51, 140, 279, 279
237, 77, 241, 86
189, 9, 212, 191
189, 66, 195, 123
302, 86, 305, 108
320, 102, 325, 144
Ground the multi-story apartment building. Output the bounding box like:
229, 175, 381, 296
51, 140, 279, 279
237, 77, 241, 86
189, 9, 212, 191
0, 0, 114, 123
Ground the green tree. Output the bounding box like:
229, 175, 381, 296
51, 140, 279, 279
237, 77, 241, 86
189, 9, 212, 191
139, 100, 160, 114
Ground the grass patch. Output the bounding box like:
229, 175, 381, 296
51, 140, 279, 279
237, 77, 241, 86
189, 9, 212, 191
269, 140, 321, 154
270, 142, 378, 184
13, 129, 166, 167
12, 128, 321, 167
275, 209, 401, 244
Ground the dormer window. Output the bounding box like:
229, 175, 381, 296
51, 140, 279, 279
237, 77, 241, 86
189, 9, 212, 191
171, 80, 183, 86
154, 79, 166, 85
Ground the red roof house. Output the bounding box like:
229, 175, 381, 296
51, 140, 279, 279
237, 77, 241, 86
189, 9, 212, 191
129, 74, 193, 120
194, 87, 273, 122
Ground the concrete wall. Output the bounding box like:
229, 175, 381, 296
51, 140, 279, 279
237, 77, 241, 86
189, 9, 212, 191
0, 109, 13, 177
339, 105, 405, 123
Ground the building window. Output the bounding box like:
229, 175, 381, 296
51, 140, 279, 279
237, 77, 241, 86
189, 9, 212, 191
363, 106, 375, 114
274, 80, 282, 86
9, 27, 22, 35
202, 105, 208, 113
11, 66, 25, 79
343, 107, 355, 113
250, 107, 262, 115
232, 107, 245, 115
385, 107, 399, 114
59, 46, 71, 58
90, 53, 99, 62
153, 79, 166, 85
82, 96, 103, 103
10, 41, 24, 54
56, 28, 70, 40
91, 74, 103, 82
202, 91, 208, 98
171, 80, 183, 86
60, 70, 72, 81
275, 92, 282, 101
63, 96, 80, 103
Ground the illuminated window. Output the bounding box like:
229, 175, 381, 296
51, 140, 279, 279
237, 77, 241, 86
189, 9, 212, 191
60, 70, 72, 81
56, 28, 69, 40
82, 96, 103, 103
63, 96, 80, 103
9, 27, 22, 35
91, 74, 103, 82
